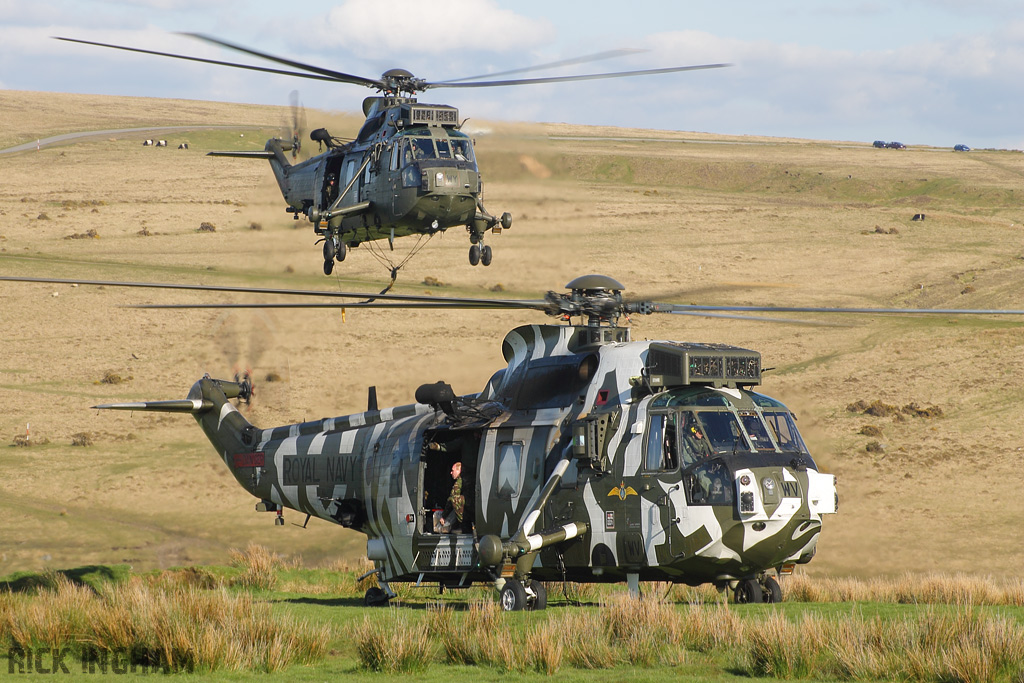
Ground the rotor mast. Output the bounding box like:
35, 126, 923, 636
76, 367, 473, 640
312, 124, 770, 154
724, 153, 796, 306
545, 274, 631, 331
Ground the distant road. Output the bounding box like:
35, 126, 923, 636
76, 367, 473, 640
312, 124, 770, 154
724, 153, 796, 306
0, 125, 264, 155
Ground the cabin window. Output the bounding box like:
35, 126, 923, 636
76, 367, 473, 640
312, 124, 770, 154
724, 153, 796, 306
496, 442, 523, 499
435, 139, 452, 159
343, 159, 357, 187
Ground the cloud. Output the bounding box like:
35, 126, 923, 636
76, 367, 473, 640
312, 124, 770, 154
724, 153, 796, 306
313, 0, 554, 57
630, 28, 1024, 147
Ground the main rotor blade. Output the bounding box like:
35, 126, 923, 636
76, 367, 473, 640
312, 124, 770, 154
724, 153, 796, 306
180, 33, 381, 89
129, 302, 531, 310
442, 48, 647, 84
427, 63, 730, 89
0, 276, 546, 309
655, 303, 1024, 316
668, 311, 840, 326
53, 37, 344, 85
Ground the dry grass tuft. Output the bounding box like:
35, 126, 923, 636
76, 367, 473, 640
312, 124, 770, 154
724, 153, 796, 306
526, 620, 565, 674
228, 544, 284, 591
70, 432, 94, 447
786, 573, 1024, 606
0, 576, 332, 673
353, 611, 432, 673
99, 370, 132, 385
64, 229, 99, 239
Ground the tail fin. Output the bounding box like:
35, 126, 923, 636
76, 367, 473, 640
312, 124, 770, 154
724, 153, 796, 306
97, 377, 259, 489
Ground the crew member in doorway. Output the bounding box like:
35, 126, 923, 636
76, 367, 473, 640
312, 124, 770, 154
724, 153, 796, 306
442, 461, 464, 533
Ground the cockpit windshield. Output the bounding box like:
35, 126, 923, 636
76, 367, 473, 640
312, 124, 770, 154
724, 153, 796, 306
393, 134, 476, 169
696, 411, 749, 453
648, 388, 812, 463
408, 138, 436, 162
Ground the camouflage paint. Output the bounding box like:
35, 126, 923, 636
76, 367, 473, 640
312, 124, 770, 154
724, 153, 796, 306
108, 323, 836, 594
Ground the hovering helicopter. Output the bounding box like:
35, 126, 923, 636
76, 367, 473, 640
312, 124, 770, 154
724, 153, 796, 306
54, 34, 727, 275
8, 272, 1024, 607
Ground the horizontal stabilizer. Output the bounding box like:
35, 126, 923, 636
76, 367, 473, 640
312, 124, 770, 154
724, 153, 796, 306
206, 151, 274, 159
92, 399, 213, 413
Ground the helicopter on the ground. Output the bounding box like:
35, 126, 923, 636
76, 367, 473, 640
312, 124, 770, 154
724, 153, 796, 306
8, 272, 1024, 607
54, 35, 727, 275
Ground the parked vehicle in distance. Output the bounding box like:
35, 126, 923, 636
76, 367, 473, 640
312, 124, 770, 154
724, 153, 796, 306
954, 144, 971, 152
885, 141, 906, 149
872, 140, 887, 148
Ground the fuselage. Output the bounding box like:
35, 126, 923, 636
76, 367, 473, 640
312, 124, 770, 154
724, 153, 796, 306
269, 98, 489, 248
190, 324, 836, 589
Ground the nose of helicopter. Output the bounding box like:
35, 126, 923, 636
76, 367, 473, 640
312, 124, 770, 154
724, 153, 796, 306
411, 163, 478, 225
731, 463, 834, 568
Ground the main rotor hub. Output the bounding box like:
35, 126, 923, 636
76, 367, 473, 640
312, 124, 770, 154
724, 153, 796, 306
546, 274, 628, 327
379, 68, 428, 95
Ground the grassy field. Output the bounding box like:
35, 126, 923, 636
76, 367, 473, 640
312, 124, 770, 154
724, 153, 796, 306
2, 89, 1024, 588
4, 555, 1024, 680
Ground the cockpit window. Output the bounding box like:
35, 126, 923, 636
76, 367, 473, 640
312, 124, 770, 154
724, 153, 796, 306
678, 411, 714, 466
398, 137, 437, 167
684, 458, 733, 506
450, 137, 475, 163
645, 412, 679, 471
762, 411, 806, 453
696, 411, 749, 453
410, 138, 436, 161
738, 411, 775, 452
435, 139, 452, 159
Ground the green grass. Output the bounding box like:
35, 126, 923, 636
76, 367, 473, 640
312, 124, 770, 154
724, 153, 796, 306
5, 561, 1024, 680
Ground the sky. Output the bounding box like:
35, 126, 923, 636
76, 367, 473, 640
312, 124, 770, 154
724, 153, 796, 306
2, 0, 1023, 148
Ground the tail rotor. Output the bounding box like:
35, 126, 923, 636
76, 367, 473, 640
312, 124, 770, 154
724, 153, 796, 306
233, 366, 255, 407
287, 90, 306, 160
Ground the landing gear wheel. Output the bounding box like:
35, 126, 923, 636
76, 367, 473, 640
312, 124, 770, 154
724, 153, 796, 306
323, 259, 334, 276
499, 578, 528, 611
528, 579, 547, 611
336, 241, 347, 262
323, 238, 336, 262
500, 212, 512, 230
364, 586, 390, 607
734, 578, 763, 604
481, 245, 492, 266
762, 576, 782, 603
469, 244, 481, 266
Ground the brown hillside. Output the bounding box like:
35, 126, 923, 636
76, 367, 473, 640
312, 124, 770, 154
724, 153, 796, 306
2, 90, 1024, 577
